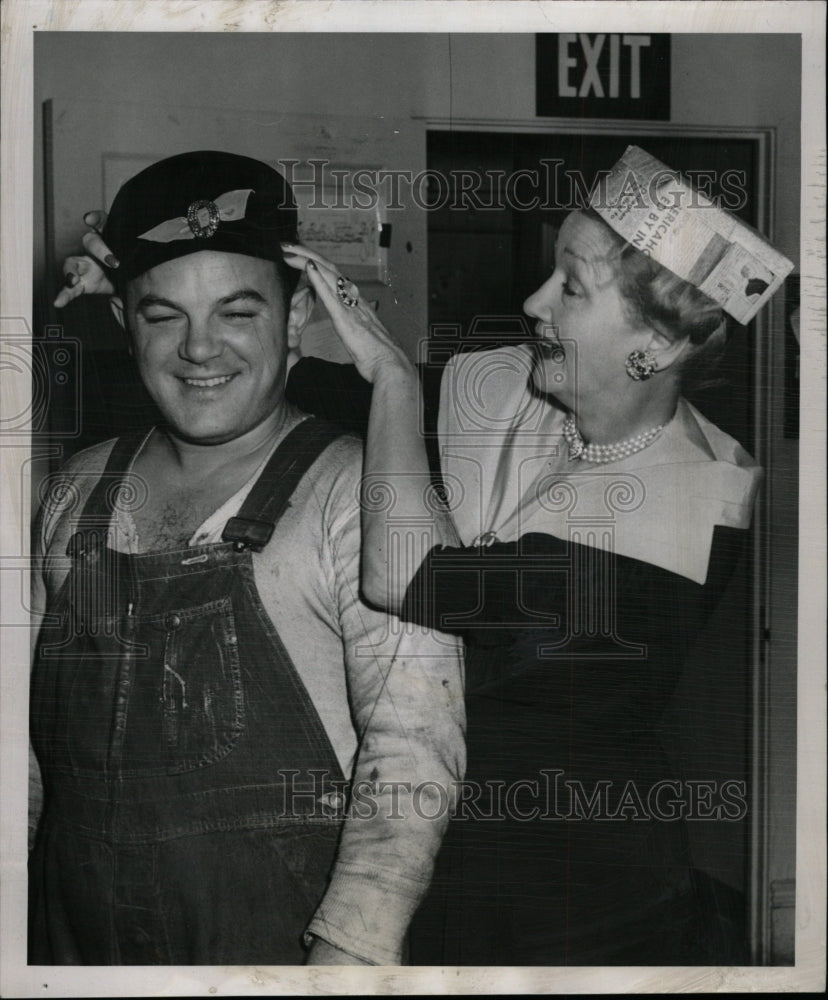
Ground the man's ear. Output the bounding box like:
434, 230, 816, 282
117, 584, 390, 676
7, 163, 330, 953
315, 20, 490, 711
109, 295, 125, 330
109, 296, 133, 357
286, 284, 315, 353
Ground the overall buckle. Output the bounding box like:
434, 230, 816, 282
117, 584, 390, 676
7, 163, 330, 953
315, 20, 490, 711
221, 516, 275, 553
65, 529, 105, 559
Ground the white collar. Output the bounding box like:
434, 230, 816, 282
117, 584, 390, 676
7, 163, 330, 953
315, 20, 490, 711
438, 346, 762, 584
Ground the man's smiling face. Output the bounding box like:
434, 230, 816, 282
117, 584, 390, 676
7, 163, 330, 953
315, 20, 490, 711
124, 251, 293, 446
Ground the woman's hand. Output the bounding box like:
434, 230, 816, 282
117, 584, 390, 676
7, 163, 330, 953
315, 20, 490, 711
280, 243, 458, 612
281, 242, 412, 384
53, 210, 118, 308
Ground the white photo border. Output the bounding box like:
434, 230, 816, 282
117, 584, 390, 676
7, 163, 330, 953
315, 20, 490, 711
1, 2, 824, 995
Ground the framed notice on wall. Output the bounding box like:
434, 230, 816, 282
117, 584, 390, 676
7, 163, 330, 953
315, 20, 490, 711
294, 167, 389, 284
536, 33, 671, 120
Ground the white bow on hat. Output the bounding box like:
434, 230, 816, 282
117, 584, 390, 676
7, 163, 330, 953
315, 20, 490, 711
138, 189, 254, 243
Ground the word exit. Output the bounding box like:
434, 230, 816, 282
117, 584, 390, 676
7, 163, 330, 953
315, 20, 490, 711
536, 33, 671, 120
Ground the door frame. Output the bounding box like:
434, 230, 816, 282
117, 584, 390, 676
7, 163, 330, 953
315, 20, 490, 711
424, 116, 782, 964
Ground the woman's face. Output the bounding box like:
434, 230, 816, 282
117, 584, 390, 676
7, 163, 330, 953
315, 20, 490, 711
523, 211, 651, 410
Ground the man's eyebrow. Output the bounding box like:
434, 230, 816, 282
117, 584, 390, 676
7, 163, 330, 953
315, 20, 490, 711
134, 289, 269, 312
217, 289, 269, 306
134, 294, 182, 312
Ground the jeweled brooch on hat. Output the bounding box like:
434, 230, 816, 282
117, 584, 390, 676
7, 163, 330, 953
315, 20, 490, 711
138, 189, 253, 244
186, 199, 220, 239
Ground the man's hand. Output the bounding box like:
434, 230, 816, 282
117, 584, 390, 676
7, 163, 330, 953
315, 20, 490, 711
53, 210, 117, 307
306, 936, 372, 965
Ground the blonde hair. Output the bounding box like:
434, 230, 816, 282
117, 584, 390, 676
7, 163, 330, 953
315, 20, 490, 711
583, 208, 729, 387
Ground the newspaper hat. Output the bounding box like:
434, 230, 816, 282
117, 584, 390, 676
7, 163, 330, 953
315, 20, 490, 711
102, 150, 298, 284
589, 146, 794, 324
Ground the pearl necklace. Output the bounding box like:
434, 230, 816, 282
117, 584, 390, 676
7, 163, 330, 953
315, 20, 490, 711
562, 414, 664, 464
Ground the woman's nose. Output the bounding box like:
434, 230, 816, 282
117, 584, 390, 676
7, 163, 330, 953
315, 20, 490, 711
179, 318, 223, 363
523, 274, 556, 321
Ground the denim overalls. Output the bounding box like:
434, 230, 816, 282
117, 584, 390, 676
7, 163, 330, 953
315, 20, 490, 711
29, 419, 349, 965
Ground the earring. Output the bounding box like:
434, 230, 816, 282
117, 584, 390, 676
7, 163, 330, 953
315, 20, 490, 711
625, 349, 658, 381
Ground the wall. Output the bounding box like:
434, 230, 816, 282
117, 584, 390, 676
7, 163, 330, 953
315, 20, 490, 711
33, 30, 801, 955
34, 33, 801, 300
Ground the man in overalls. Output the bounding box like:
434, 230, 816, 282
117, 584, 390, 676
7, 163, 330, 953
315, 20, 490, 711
29, 151, 465, 966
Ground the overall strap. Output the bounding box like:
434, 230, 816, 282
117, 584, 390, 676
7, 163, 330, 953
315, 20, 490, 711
65, 431, 150, 556
222, 417, 346, 552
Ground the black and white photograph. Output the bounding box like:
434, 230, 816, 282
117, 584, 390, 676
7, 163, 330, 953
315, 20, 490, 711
1, 1, 825, 995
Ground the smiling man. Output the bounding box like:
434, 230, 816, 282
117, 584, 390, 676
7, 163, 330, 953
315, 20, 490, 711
28, 151, 465, 966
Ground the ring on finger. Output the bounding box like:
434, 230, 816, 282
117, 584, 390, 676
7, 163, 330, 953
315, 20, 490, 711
336, 276, 360, 309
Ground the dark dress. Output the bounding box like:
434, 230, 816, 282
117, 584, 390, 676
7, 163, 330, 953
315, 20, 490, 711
286, 358, 750, 965
399, 530, 749, 965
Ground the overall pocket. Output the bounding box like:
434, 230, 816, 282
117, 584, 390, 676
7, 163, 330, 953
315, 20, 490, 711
158, 596, 246, 774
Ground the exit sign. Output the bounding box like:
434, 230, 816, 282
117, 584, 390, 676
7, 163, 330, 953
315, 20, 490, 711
536, 34, 670, 120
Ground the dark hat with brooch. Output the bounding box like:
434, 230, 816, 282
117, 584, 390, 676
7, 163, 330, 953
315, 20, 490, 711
102, 150, 298, 284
